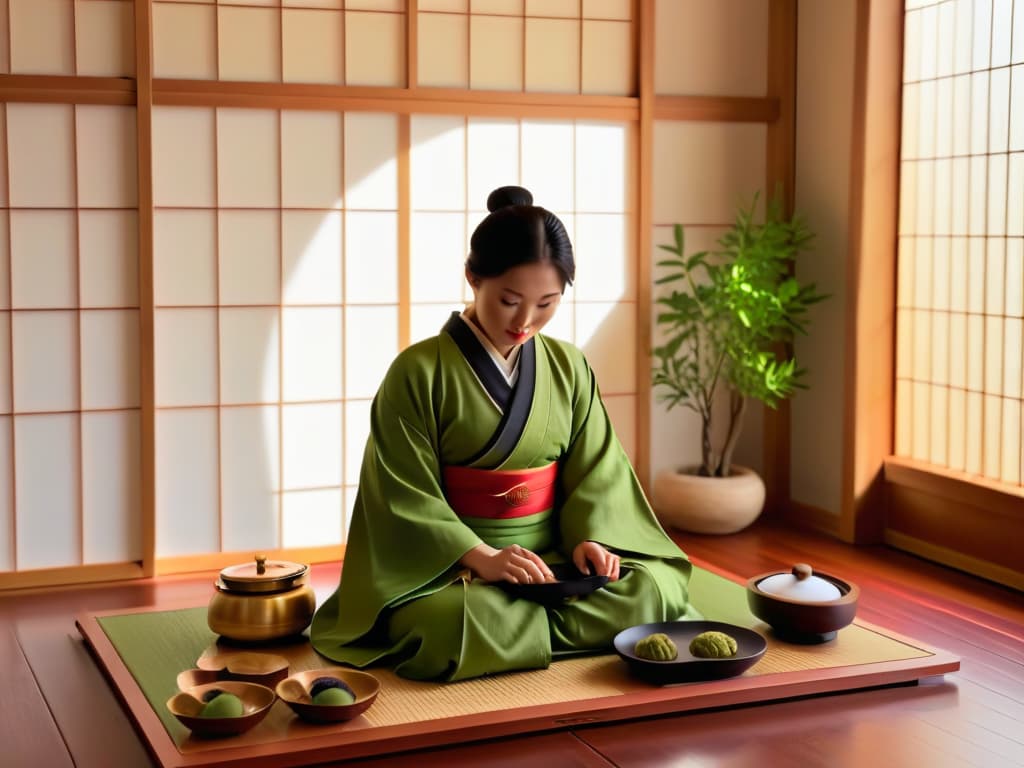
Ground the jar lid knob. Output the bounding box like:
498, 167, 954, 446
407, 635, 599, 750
792, 563, 813, 581
255, 553, 267, 575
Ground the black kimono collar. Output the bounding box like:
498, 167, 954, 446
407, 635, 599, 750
442, 312, 536, 468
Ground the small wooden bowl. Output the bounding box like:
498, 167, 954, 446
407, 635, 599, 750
176, 651, 290, 690
166, 681, 275, 738
746, 564, 860, 644
276, 668, 380, 725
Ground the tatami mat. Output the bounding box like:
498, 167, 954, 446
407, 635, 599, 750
79, 566, 955, 768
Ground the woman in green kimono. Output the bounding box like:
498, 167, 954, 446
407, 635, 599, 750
311, 186, 694, 681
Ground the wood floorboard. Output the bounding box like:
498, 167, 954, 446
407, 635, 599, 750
1, 521, 1020, 767
0, 621, 75, 768
576, 680, 1023, 768
17, 617, 154, 768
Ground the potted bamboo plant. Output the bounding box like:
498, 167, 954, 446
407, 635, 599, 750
651, 192, 826, 533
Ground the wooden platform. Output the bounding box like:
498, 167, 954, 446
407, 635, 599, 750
76, 567, 957, 768
3, 522, 1022, 767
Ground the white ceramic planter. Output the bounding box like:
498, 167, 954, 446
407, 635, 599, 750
652, 465, 766, 535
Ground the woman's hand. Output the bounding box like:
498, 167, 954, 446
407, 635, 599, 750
572, 541, 621, 581
460, 543, 556, 584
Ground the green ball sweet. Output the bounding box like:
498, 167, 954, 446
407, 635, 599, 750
312, 686, 356, 706
634, 632, 678, 661
688, 630, 738, 658
199, 691, 244, 718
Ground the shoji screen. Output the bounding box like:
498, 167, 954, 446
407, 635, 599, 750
407, 114, 638, 458
1, 0, 139, 574
152, 0, 406, 86
417, 0, 633, 94
897, 0, 1024, 486
1, 0, 135, 77
1, 104, 140, 573
151, 106, 397, 562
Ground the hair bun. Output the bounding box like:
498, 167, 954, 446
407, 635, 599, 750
487, 186, 533, 212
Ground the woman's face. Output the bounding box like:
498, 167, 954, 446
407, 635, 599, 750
467, 262, 564, 357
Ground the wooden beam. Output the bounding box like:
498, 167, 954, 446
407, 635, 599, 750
885, 457, 1024, 590
635, 0, 654, 492
133, 0, 156, 579
762, 0, 798, 520
653, 95, 779, 123
841, 0, 902, 544
153, 544, 346, 577
153, 79, 639, 118
0, 561, 145, 593
0, 74, 135, 105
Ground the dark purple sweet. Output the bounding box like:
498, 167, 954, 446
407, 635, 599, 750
309, 676, 355, 699
201, 688, 226, 703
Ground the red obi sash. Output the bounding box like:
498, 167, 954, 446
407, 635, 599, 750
442, 462, 558, 520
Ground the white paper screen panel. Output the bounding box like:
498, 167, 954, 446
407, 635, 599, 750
151, 107, 400, 557
13, 310, 63, 540
82, 411, 141, 564
4, 0, 134, 77
80, 309, 140, 411
7, 103, 76, 208
410, 212, 468, 303
218, 109, 280, 208
345, 305, 399, 399
10, 210, 78, 309
156, 409, 220, 557
282, 402, 342, 491
896, 1, 1024, 487
281, 307, 343, 402
282, 211, 343, 305
0, 314, 9, 414
282, 9, 344, 85
152, 2, 406, 86
281, 111, 343, 209
220, 405, 280, 553
77, 106, 138, 208
219, 211, 280, 305
282, 488, 343, 549
345, 211, 399, 303
418, 3, 633, 94
153, 210, 217, 305
79, 211, 139, 307
1, 99, 141, 572
0, 418, 11, 571
14, 414, 79, 569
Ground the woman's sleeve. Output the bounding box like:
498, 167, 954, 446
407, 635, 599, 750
557, 352, 686, 561
328, 350, 483, 642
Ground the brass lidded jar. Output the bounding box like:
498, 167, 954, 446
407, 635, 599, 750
207, 554, 317, 642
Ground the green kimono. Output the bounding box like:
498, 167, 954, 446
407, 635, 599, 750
311, 313, 693, 681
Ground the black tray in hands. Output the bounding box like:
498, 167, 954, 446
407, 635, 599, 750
496, 562, 611, 607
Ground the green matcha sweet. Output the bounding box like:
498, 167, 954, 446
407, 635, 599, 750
634, 632, 678, 661
199, 690, 244, 718
312, 686, 356, 706
309, 675, 357, 706
688, 630, 738, 658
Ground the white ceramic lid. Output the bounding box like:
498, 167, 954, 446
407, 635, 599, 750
757, 563, 842, 602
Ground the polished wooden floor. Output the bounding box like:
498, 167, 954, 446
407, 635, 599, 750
2, 521, 1021, 768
